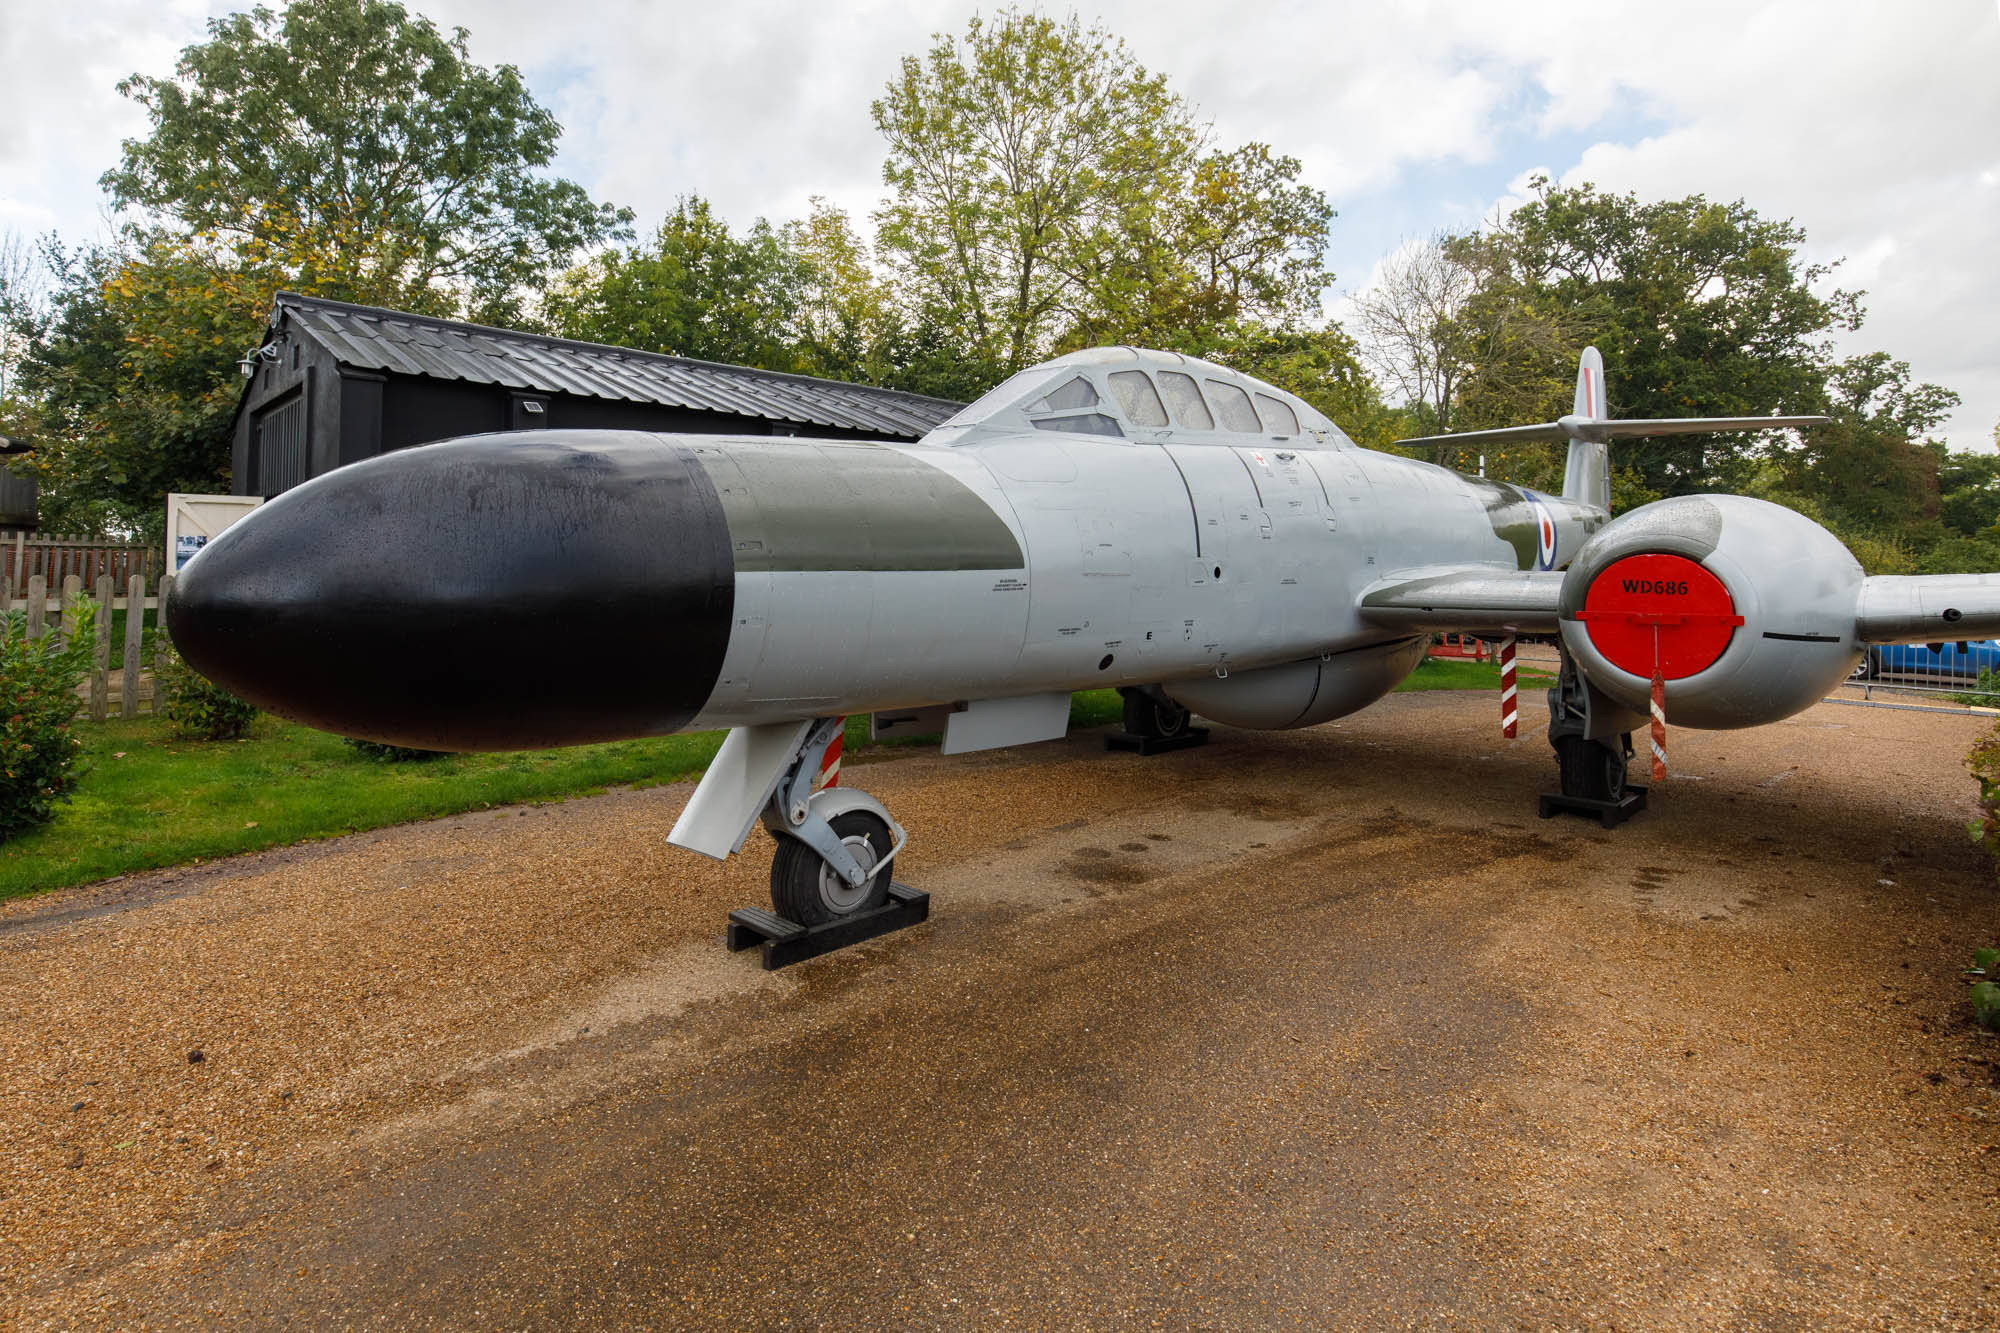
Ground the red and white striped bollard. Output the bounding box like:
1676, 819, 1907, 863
1649, 671, 1667, 783
1499, 635, 1518, 739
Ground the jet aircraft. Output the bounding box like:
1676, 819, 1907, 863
168, 346, 2000, 929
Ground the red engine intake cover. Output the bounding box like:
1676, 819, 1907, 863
1577, 553, 1742, 680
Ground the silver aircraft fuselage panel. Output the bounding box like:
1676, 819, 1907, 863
685, 429, 1590, 730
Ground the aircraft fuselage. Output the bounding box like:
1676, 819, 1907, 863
689, 430, 1603, 729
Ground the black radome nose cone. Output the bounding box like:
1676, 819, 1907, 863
167, 432, 734, 751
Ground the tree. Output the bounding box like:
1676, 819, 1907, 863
15, 210, 448, 534
1069, 143, 1334, 351
1773, 352, 1958, 533
1170, 145, 1333, 330
1349, 232, 1579, 477
873, 10, 1201, 378
1936, 448, 2000, 539
1349, 235, 1476, 440
872, 9, 1339, 397
102, 0, 628, 323
783, 199, 899, 385
1448, 177, 1859, 495
16, 234, 266, 534
18, 0, 630, 529
1743, 351, 1976, 573
0, 229, 45, 407
544, 196, 805, 370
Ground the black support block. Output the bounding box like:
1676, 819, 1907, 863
726, 883, 930, 970
1104, 726, 1210, 756
1538, 787, 1649, 829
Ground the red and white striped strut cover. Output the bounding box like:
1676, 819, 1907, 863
814, 722, 844, 791
1499, 636, 1518, 739
1650, 672, 1667, 783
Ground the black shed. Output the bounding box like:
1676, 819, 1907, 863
0, 436, 34, 532
230, 293, 964, 498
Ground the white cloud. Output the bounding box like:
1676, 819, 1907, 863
1516, 0, 2000, 449
0, 0, 221, 248
0, 0, 1995, 446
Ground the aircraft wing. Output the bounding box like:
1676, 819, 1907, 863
1856, 574, 2000, 643
1357, 568, 1566, 634
1362, 566, 2000, 646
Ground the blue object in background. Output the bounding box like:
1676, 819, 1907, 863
1860, 639, 2000, 680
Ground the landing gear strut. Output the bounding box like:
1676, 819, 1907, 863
755, 718, 903, 920
1539, 646, 1647, 827
1122, 687, 1191, 740
1107, 687, 1210, 755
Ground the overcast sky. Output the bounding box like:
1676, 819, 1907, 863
1, 0, 1995, 448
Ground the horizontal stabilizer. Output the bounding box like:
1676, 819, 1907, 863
1358, 568, 1566, 634
1396, 414, 1830, 450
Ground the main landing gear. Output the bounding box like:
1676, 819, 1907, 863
1106, 686, 1209, 755
1539, 647, 1647, 828
684, 716, 929, 968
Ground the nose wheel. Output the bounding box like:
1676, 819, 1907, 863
709, 716, 929, 967
770, 808, 896, 926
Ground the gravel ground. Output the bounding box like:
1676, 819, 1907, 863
3, 692, 1997, 1330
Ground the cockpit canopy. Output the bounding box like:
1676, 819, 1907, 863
922, 347, 1351, 448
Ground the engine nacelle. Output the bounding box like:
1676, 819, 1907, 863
1558, 494, 1863, 730
1162, 637, 1428, 730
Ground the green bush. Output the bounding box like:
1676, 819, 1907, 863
1970, 948, 2000, 1032
342, 737, 448, 762
1, 601, 96, 841
1954, 667, 2000, 709
1965, 724, 2000, 849
155, 643, 260, 740
1973, 983, 2000, 1031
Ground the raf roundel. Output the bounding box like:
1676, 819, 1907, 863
1528, 495, 1558, 570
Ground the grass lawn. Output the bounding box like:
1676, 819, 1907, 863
0, 691, 1127, 901
1394, 653, 1557, 692
0, 665, 1509, 902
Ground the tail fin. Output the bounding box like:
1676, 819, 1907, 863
1563, 346, 1610, 512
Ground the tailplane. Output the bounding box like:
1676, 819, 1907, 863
1394, 346, 1829, 514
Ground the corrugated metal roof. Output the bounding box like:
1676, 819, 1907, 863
272, 293, 963, 440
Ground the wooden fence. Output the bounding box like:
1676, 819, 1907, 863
2, 533, 160, 597
3, 572, 178, 721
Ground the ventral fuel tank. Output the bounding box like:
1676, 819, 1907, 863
1160, 637, 1428, 730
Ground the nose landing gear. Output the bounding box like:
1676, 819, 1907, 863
669, 717, 930, 968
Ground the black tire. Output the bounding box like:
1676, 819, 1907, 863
770, 809, 895, 926
1556, 735, 1627, 802
1121, 689, 1190, 739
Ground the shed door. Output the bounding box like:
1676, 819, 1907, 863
253, 391, 308, 497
